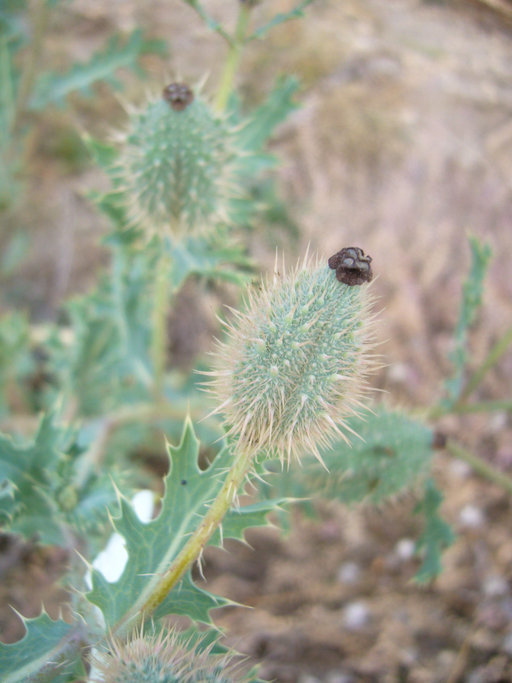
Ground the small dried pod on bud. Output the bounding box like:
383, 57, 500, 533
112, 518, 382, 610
206, 250, 377, 466
116, 82, 236, 236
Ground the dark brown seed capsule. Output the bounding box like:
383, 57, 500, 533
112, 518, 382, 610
162, 82, 194, 111
328, 246, 373, 286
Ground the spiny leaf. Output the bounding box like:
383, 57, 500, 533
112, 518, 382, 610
49, 246, 155, 416
0, 412, 66, 492
182, 0, 232, 44
30, 29, 167, 110
265, 405, 434, 507
0, 413, 69, 545
443, 235, 492, 406
0, 413, 115, 547
248, 0, 316, 41
414, 479, 455, 583
165, 230, 254, 292
153, 571, 231, 623
0, 611, 75, 683
236, 76, 300, 153
86, 418, 284, 629
82, 135, 120, 171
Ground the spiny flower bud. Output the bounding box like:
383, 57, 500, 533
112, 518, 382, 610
206, 250, 376, 465
92, 627, 247, 682
116, 82, 236, 235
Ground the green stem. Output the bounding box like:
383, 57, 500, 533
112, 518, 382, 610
0, 37, 16, 142
215, 3, 252, 112
151, 251, 171, 400
14, 0, 49, 129
457, 322, 512, 405
429, 399, 512, 419
114, 442, 254, 636
449, 400, 512, 415
446, 439, 512, 497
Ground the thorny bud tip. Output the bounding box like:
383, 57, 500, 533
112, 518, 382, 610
206, 250, 377, 466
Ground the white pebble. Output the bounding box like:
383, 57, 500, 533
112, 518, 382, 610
337, 562, 360, 584
458, 504, 485, 529
343, 601, 370, 630
483, 575, 509, 597
394, 538, 416, 561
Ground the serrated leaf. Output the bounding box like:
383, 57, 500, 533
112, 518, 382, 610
443, 235, 492, 406
153, 571, 231, 623
0, 413, 65, 489
236, 76, 300, 153
82, 135, 120, 171
265, 405, 434, 507
249, 0, 315, 41
165, 230, 254, 292
0, 612, 74, 683
0, 413, 72, 544
49, 245, 155, 416
414, 479, 455, 583
87, 418, 284, 629
30, 29, 166, 110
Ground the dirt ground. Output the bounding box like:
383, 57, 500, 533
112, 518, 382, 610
1, 1, 512, 681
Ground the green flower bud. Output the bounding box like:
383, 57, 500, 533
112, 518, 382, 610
92, 627, 246, 682
116, 83, 235, 235
207, 251, 376, 465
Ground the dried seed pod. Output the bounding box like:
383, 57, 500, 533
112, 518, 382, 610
328, 247, 373, 286
162, 82, 194, 111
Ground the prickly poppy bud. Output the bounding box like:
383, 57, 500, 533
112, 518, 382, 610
206, 251, 377, 465
116, 83, 235, 235
93, 627, 247, 682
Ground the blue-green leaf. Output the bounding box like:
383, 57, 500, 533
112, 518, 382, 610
87, 418, 285, 629
165, 230, 254, 292
443, 235, 492, 406
0, 612, 75, 683
236, 76, 300, 153
249, 0, 315, 41
265, 405, 434, 507
414, 479, 455, 583
30, 29, 167, 110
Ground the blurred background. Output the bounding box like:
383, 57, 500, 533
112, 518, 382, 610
1, 1, 512, 680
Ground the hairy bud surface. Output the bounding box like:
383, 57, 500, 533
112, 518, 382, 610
207, 253, 376, 464
93, 627, 245, 682
117, 83, 235, 234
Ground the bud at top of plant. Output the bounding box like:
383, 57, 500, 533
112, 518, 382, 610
93, 627, 247, 682
116, 82, 235, 235
206, 250, 376, 465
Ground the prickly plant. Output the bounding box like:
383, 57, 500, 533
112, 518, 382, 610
205, 249, 377, 465
115, 83, 237, 235
92, 627, 248, 683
